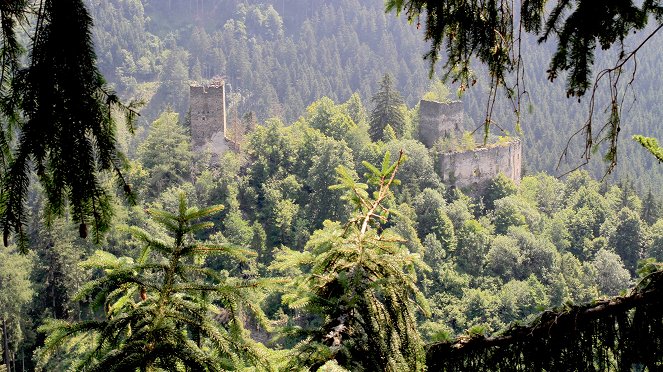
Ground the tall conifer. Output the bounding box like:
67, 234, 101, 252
369, 74, 406, 141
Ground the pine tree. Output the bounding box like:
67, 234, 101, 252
273, 151, 429, 371
1, 0, 138, 248
642, 188, 661, 225
369, 74, 406, 142
37, 194, 272, 371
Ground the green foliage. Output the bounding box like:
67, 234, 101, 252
484, 173, 518, 211
412, 188, 447, 239
304, 97, 357, 143
492, 197, 528, 235
647, 219, 663, 262
0, 246, 34, 364
31, 221, 88, 320
369, 74, 407, 141
593, 249, 631, 296
610, 208, 646, 274
385, 140, 442, 197
422, 79, 452, 103
135, 111, 193, 198
519, 174, 564, 217
455, 220, 491, 276
276, 152, 429, 371
426, 269, 663, 371
37, 194, 271, 371
2, 0, 138, 247
633, 135, 663, 162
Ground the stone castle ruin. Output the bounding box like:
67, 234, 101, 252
188, 84, 521, 192
189, 79, 239, 156
418, 100, 464, 148
418, 99, 522, 191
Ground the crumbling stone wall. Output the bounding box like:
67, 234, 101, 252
438, 140, 522, 192
418, 99, 522, 190
418, 100, 464, 148
189, 81, 230, 156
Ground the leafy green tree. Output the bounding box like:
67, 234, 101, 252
299, 131, 356, 229
647, 219, 663, 261
0, 246, 33, 371
135, 111, 193, 199
562, 171, 596, 202
391, 203, 425, 255
545, 210, 572, 252
610, 207, 646, 274
261, 175, 303, 247
274, 152, 429, 371
445, 191, 475, 232
422, 78, 452, 103
31, 223, 88, 321
615, 179, 643, 214
304, 97, 357, 143
519, 174, 565, 217
342, 92, 368, 127
508, 226, 558, 281
38, 195, 270, 371
412, 188, 446, 239
385, 139, 441, 197
459, 288, 501, 334
592, 249, 631, 296
492, 196, 528, 235
641, 189, 662, 226
147, 48, 190, 117
550, 252, 598, 305
455, 220, 491, 276
484, 173, 517, 211
369, 74, 406, 141
245, 118, 298, 215
497, 277, 549, 325
485, 235, 521, 281
567, 186, 612, 231
566, 207, 599, 259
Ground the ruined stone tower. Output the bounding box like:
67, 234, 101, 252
418, 100, 464, 148
418, 100, 522, 192
189, 80, 233, 155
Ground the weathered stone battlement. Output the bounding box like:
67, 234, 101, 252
438, 140, 522, 192
418, 100, 464, 148
190, 80, 234, 157
418, 99, 522, 191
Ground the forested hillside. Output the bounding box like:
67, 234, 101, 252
5, 79, 663, 370
2, 1, 663, 370
85, 0, 663, 192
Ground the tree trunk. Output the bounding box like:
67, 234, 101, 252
2, 317, 10, 372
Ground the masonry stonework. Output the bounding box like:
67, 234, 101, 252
418, 100, 522, 191
190, 80, 233, 156
418, 100, 464, 148
438, 140, 522, 191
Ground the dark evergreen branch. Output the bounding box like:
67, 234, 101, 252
426, 270, 663, 371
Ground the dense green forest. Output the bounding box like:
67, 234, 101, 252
85, 0, 663, 192
2, 0, 663, 370
5, 88, 663, 369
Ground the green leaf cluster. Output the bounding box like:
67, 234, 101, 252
37, 194, 271, 371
